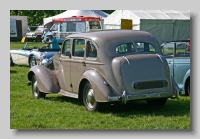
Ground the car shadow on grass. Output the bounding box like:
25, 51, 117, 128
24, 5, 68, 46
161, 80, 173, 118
45, 95, 190, 117
100, 98, 190, 117
45, 95, 84, 106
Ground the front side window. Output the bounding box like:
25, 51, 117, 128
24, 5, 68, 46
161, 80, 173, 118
116, 43, 136, 54
62, 39, 71, 56
72, 39, 85, 57
135, 42, 156, 53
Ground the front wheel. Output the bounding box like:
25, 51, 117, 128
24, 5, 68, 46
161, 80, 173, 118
146, 98, 168, 107
31, 75, 46, 99
10, 55, 14, 66
83, 82, 100, 112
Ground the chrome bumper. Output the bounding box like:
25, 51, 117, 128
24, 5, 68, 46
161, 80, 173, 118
108, 90, 179, 104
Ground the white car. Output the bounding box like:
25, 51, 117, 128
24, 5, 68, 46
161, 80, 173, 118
10, 43, 60, 67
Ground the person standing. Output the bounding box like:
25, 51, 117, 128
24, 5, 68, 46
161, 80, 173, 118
186, 37, 190, 51
44, 32, 60, 49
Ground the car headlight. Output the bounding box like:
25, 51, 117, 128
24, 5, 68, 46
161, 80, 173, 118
41, 58, 49, 65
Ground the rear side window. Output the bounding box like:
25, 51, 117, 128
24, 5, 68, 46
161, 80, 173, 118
116, 43, 136, 54
135, 42, 156, 53
86, 41, 97, 58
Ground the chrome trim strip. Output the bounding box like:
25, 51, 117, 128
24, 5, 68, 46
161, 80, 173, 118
123, 56, 130, 65
156, 54, 163, 62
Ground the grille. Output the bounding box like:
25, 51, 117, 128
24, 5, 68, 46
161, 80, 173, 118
134, 80, 167, 90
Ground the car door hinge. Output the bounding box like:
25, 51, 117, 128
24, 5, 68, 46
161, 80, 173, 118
70, 83, 73, 88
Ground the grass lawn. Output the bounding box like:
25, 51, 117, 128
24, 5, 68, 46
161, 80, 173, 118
10, 42, 190, 129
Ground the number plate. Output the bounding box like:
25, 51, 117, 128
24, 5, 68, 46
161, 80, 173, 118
146, 93, 160, 98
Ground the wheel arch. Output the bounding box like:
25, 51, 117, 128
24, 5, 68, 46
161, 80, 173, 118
78, 79, 89, 99
183, 69, 190, 95
81, 69, 113, 102
184, 76, 190, 96
27, 65, 60, 93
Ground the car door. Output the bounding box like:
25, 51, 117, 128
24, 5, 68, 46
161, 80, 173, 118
173, 42, 190, 89
58, 39, 72, 92
17, 49, 29, 65
70, 39, 86, 93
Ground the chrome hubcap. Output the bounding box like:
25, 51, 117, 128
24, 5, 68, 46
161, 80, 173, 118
86, 89, 95, 108
33, 80, 39, 97
31, 59, 36, 67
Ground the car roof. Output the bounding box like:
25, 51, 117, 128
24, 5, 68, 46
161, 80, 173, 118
66, 30, 154, 42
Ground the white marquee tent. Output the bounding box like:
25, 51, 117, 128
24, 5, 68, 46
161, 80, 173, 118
43, 10, 109, 26
104, 10, 190, 44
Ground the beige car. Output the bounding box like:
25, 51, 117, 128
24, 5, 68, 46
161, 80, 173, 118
27, 30, 179, 112
25, 25, 43, 42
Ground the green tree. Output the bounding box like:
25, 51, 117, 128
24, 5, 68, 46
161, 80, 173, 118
10, 10, 114, 25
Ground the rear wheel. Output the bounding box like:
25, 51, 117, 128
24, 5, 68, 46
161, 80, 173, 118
146, 98, 167, 107
83, 82, 101, 112
31, 75, 46, 99
29, 56, 36, 67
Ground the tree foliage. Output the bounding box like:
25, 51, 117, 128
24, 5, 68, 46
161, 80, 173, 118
10, 10, 114, 26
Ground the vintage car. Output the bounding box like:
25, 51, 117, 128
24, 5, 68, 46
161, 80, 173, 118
10, 43, 60, 67
27, 30, 179, 112
161, 40, 190, 96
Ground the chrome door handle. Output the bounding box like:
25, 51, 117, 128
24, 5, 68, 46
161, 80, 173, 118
82, 62, 86, 66
168, 61, 173, 64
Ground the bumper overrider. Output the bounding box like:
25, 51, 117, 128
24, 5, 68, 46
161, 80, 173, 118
108, 89, 179, 104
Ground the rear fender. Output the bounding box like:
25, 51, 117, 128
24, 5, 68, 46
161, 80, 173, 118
82, 69, 113, 102
27, 65, 60, 93
171, 75, 180, 97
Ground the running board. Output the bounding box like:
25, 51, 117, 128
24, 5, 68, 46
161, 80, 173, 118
58, 89, 78, 98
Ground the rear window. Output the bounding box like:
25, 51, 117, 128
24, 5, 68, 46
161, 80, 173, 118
135, 42, 156, 53
116, 43, 136, 54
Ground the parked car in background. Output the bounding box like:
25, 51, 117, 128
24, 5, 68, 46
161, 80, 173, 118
10, 43, 60, 67
27, 30, 179, 112
161, 40, 190, 96
25, 25, 44, 42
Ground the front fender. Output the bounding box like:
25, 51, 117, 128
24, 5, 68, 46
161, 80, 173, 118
82, 69, 113, 102
27, 65, 60, 93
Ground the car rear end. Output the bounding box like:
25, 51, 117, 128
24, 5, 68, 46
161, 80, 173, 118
108, 53, 178, 104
